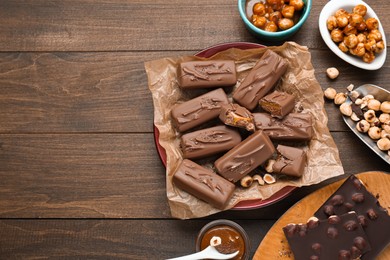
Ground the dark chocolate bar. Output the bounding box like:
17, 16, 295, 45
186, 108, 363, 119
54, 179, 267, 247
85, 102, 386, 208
273, 145, 306, 177
180, 125, 242, 159
283, 212, 371, 260
314, 175, 390, 260
253, 112, 313, 141
232, 50, 288, 110
177, 60, 237, 89
214, 131, 275, 183
170, 88, 229, 132
219, 103, 255, 132
259, 90, 295, 118
172, 159, 235, 209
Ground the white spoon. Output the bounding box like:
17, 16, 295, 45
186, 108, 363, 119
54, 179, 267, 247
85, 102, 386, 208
165, 245, 239, 260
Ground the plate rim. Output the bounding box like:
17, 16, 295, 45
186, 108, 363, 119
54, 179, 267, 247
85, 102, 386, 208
153, 41, 296, 211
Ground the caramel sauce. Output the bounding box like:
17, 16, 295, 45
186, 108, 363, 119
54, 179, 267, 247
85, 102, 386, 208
200, 225, 245, 260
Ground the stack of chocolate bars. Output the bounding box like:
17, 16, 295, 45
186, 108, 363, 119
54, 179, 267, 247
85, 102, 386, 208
170, 50, 314, 209
283, 175, 390, 259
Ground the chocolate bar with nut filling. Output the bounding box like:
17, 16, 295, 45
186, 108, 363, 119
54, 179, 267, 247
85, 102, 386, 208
180, 125, 242, 159
314, 174, 390, 260
272, 145, 306, 178
283, 212, 371, 260
219, 103, 255, 132
259, 90, 295, 118
177, 60, 237, 89
172, 159, 235, 209
214, 130, 275, 183
170, 88, 229, 132
232, 49, 288, 110
253, 112, 313, 141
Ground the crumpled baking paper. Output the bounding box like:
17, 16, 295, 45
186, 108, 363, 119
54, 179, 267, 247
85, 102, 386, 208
145, 41, 344, 219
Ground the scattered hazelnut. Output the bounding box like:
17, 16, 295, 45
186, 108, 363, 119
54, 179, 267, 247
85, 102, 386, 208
380, 101, 390, 113
368, 126, 381, 140
346, 84, 354, 92
326, 67, 339, 79
263, 173, 276, 184
265, 159, 275, 173
334, 92, 347, 105
240, 175, 253, 188
340, 103, 353, 116
367, 99, 381, 111
356, 120, 370, 133
324, 87, 337, 100
377, 137, 390, 151
350, 90, 360, 99
253, 174, 265, 185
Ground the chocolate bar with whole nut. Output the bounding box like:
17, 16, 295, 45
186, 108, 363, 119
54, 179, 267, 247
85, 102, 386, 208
180, 125, 242, 159
214, 130, 275, 183
170, 88, 229, 132
232, 49, 288, 110
177, 60, 237, 89
172, 159, 235, 209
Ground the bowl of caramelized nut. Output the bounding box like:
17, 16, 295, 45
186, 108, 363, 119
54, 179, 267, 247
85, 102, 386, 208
319, 0, 387, 70
238, 0, 312, 41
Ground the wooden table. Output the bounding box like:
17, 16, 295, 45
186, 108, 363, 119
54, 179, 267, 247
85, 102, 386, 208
0, 0, 388, 259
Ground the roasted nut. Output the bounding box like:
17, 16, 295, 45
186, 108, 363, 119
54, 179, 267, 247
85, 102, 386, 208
353, 4, 367, 16
363, 51, 375, 63
366, 17, 379, 30
326, 67, 339, 79
253, 2, 266, 16
252, 15, 267, 28
350, 42, 365, 57
334, 92, 347, 105
356, 119, 370, 133
210, 236, 222, 247
344, 34, 358, 49
240, 175, 253, 188
340, 103, 353, 116
375, 40, 385, 53
368, 126, 381, 140
278, 18, 294, 30
264, 21, 278, 32
367, 99, 381, 111
336, 14, 349, 28
253, 174, 265, 185
324, 87, 337, 100
265, 159, 276, 173
379, 113, 390, 124
349, 13, 364, 27
327, 15, 338, 31
338, 42, 349, 52
343, 24, 357, 36
289, 0, 304, 11
331, 29, 344, 43
263, 173, 276, 184
350, 90, 360, 99
364, 109, 377, 123
346, 84, 354, 92
367, 29, 382, 42
364, 38, 377, 52
380, 101, 390, 113
381, 130, 390, 139
351, 112, 360, 122
356, 33, 367, 43
281, 5, 295, 19
377, 137, 390, 151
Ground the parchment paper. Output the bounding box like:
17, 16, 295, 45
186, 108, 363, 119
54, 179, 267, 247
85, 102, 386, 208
145, 42, 344, 219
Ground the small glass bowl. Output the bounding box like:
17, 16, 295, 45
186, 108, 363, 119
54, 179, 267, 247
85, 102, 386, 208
195, 219, 251, 260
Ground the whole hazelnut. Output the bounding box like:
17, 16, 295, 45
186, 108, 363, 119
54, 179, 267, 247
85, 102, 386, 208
327, 15, 338, 31
377, 137, 390, 151
334, 92, 347, 105
379, 113, 390, 124
324, 87, 337, 100
367, 99, 381, 111
368, 126, 381, 140
326, 67, 339, 79
340, 103, 353, 116
356, 119, 370, 133
380, 101, 390, 113
364, 109, 377, 123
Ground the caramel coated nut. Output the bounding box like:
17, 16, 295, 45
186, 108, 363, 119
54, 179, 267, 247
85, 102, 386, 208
240, 175, 253, 188
340, 103, 353, 116
326, 67, 339, 79
334, 92, 347, 105
324, 87, 337, 100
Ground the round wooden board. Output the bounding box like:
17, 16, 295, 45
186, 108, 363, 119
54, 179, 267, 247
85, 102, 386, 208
253, 171, 390, 260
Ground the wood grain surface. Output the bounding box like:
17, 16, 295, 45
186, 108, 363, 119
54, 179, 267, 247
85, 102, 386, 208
0, 0, 389, 259
254, 171, 390, 260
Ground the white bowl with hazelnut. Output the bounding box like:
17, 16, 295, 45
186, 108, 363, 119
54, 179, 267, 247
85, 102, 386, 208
319, 0, 386, 70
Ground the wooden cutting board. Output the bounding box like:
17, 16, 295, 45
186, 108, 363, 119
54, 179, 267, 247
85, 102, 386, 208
253, 171, 390, 260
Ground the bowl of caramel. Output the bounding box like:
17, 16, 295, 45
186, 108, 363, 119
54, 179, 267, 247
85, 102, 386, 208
238, 0, 312, 41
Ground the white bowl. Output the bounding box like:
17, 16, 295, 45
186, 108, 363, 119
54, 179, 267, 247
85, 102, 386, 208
319, 0, 387, 70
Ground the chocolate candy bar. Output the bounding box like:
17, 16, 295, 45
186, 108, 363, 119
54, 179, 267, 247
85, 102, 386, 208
314, 175, 390, 259
177, 60, 237, 89
219, 103, 255, 132
172, 159, 235, 209
253, 112, 313, 141
283, 212, 371, 260
273, 145, 306, 177
214, 131, 275, 183
259, 90, 295, 118
170, 88, 229, 132
232, 50, 288, 110
180, 125, 242, 159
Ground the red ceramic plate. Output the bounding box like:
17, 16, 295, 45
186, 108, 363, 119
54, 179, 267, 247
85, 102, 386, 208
153, 42, 296, 210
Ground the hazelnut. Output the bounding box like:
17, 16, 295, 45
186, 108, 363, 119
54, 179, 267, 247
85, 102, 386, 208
331, 29, 344, 43
346, 84, 354, 92
264, 21, 278, 32
366, 17, 379, 30
375, 40, 385, 53
326, 67, 339, 79
289, 0, 304, 11
353, 4, 367, 16
380, 101, 390, 113
368, 126, 381, 140
253, 2, 266, 16
278, 18, 294, 30
265, 159, 275, 173
210, 236, 222, 247
343, 24, 357, 36
240, 175, 253, 188
338, 42, 349, 52
327, 15, 338, 31
363, 51, 375, 63
263, 173, 276, 184
379, 113, 390, 124
367, 99, 381, 111
349, 13, 363, 27
355, 98, 364, 105
324, 87, 337, 100
350, 90, 360, 99
381, 130, 390, 139
367, 29, 382, 42
377, 137, 390, 151
344, 34, 358, 49
356, 119, 370, 133
334, 92, 347, 105
281, 5, 295, 19
336, 14, 349, 28
364, 109, 377, 123
350, 42, 365, 57
351, 112, 361, 122
340, 103, 353, 116
356, 33, 367, 43
253, 174, 265, 185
